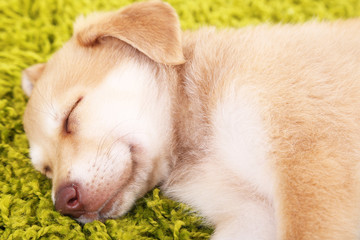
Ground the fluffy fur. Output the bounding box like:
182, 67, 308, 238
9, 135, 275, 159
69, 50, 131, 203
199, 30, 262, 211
22, 1, 360, 239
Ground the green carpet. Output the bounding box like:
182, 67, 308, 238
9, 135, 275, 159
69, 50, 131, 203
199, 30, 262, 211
1, 0, 360, 239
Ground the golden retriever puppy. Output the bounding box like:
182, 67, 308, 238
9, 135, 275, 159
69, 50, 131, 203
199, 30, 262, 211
21, 1, 360, 239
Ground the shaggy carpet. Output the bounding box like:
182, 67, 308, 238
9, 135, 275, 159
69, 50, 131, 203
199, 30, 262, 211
1, 0, 360, 239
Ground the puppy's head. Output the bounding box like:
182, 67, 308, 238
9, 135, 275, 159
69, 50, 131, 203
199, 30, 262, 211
22, 1, 184, 223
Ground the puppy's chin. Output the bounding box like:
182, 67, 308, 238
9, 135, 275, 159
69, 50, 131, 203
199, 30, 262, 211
76, 213, 101, 224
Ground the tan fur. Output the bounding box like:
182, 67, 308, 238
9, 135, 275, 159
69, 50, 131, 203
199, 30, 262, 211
22, 1, 360, 239
172, 23, 360, 239
75, 1, 185, 65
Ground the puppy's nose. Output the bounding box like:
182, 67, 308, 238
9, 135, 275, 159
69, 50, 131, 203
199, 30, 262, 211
55, 184, 84, 218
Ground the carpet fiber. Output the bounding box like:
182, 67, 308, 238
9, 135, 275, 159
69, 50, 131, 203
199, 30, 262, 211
1, 0, 360, 239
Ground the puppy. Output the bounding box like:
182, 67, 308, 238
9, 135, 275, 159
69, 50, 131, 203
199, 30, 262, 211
21, 1, 360, 239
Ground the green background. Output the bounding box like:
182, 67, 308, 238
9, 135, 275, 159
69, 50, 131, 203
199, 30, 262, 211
1, 0, 360, 239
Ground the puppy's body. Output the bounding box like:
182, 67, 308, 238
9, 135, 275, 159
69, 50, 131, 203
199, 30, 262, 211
22, 2, 360, 239
167, 24, 360, 239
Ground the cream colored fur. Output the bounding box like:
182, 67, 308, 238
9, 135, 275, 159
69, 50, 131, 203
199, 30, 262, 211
22, 2, 360, 239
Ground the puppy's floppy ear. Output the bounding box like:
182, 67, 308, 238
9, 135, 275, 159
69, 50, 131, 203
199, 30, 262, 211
74, 1, 185, 65
22, 63, 46, 97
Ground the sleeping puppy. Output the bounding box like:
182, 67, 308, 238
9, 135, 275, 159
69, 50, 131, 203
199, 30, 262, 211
21, 1, 360, 239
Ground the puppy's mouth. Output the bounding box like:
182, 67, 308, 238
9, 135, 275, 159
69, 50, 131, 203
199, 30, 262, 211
74, 163, 137, 223
75, 190, 123, 223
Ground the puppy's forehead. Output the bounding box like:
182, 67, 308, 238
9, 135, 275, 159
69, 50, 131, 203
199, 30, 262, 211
44, 38, 136, 92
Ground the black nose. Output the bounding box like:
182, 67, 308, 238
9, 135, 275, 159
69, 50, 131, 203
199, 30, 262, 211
55, 184, 84, 218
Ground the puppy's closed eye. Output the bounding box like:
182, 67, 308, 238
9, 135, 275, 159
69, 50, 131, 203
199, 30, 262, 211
64, 97, 83, 134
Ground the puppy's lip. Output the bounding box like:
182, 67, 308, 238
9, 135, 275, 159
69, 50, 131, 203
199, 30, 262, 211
72, 199, 116, 222
75, 189, 122, 222
98, 189, 122, 218
61, 210, 86, 219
